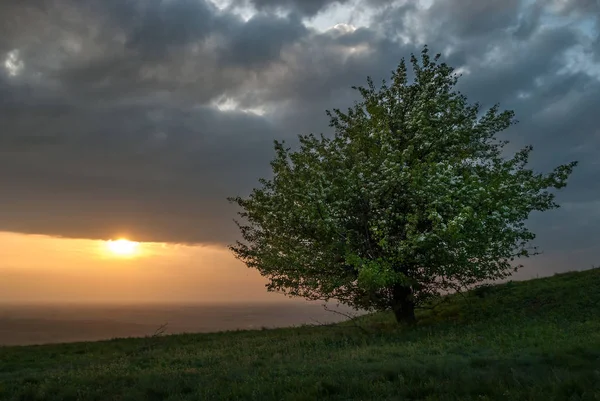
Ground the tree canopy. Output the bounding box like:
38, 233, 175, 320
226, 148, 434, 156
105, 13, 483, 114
228, 46, 578, 324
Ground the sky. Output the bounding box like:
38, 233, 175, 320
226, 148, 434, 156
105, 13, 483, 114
0, 0, 599, 304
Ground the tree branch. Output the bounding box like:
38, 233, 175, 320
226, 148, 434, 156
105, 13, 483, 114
322, 304, 369, 334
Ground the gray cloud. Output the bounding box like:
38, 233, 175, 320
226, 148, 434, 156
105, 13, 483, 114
513, 1, 544, 40
234, 0, 349, 16
125, 0, 219, 58
431, 0, 522, 37
218, 12, 308, 68
0, 0, 599, 275
551, 0, 600, 15
0, 100, 279, 244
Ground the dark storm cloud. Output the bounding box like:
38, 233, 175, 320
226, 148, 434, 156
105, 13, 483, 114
0, 98, 280, 244
0, 0, 599, 275
552, 0, 600, 15
218, 13, 308, 68
513, 1, 544, 40
235, 0, 349, 16
431, 0, 522, 37
125, 0, 218, 58
455, 27, 579, 109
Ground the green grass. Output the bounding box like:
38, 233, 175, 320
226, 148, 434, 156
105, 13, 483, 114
1, 268, 600, 401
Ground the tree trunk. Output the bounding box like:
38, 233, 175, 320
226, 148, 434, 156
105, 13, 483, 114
391, 285, 416, 325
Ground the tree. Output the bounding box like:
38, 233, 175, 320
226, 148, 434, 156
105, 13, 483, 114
228, 46, 578, 324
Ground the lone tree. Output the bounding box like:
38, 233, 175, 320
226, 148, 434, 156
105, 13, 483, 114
228, 46, 577, 324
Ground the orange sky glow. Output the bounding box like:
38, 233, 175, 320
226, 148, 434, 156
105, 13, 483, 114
0, 231, 293, 305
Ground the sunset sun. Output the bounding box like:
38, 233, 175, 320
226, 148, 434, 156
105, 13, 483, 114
106, 239, 139, 257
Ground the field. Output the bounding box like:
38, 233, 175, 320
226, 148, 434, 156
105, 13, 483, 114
1, 268, 599, 400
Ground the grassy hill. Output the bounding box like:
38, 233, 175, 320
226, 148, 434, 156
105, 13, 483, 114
1, 268, 599, 401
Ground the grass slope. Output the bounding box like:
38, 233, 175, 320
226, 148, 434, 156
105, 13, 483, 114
1, 268, 599, 401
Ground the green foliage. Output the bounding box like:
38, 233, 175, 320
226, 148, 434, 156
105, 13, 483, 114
1, 268, 599, 400
228, 45, 578, 321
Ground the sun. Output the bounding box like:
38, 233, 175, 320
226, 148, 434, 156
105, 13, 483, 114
106, 239, 139, 257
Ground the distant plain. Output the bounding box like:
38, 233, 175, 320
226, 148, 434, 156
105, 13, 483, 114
0, 302, 351, 346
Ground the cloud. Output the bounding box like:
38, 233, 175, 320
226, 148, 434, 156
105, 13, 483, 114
0, 0, 599, 275
125, 0, 219, 58
217, 12, 308, 68
430, 0, 522, 38
233, 0, 349, 16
